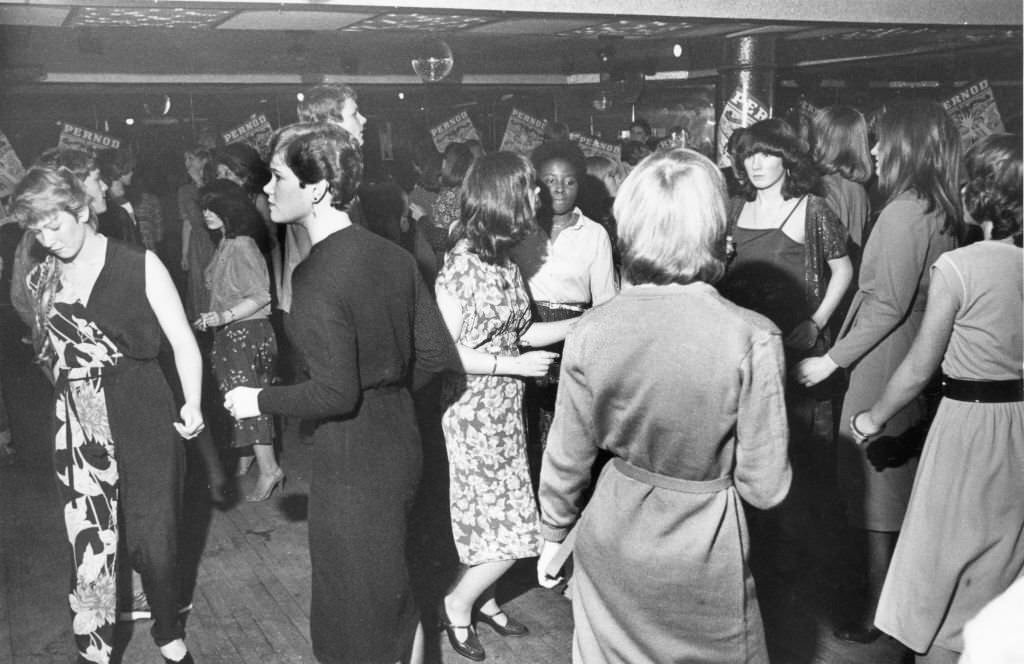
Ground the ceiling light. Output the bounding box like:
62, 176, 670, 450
673, 43, 683, 58
125, 118, 135, 126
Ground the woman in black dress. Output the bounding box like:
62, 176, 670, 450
224, 122, 456, 664
10, 166, 203, 664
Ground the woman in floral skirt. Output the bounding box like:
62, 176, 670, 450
435, 151, 574, 661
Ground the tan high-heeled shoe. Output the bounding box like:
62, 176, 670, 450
246, 468, 285, 502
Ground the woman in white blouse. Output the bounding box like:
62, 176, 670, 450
511, 140, 618, 447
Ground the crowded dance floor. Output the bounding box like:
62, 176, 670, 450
0, 2, 1021, 663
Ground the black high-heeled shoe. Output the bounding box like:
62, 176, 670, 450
438, 600, 485, 661
475, 608, 529, 636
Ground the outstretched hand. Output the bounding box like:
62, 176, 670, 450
794, 354, 839, 387
224, 386, 263, 420
516, 351, 559, 378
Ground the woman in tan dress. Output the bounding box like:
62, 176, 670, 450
796, 101, 964, 643
537, 148, 791, 663
850, 134, 1023, 664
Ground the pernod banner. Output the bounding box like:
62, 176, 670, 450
569, 132, 621, 163
430, 111, 480, 153
222, 113, 274, 158
499, 109, 547, 155
943, 80, 1004, 151
57, 122, 121, 153
0, 129, 26, 198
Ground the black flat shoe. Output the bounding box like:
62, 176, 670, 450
833, 623, 882, 643
163, 653, 194, 664
475, 609, 529, 636
439, 600, 485, 661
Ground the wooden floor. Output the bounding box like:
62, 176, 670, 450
0, 302, 909, 664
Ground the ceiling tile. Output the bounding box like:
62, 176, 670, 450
216, 10, 374, 31
66, 6, 234, 29
342, 12, 494, 32
560, 18, 695, 38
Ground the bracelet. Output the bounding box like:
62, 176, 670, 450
489, 355, 498, 375
849, 410, 883, 442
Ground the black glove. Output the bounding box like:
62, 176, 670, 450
864, 424, 927, 471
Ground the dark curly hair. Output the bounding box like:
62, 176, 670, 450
530, 140, 587, 180
268, 122, 363, 210
732, 118, 822, 201
451, 152, 537, 265
210, 142, 271, 195
963, 133, 1022, 244
95, 147, 135, 186
198, 179, 270, 253
439, 142, 475, 188
620, 140, 651, 167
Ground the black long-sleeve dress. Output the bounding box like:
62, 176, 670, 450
257, 224, 457, 664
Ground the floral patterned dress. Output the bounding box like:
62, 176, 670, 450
31, 242, 185, 664
50, 294, 122, 663
436, 242, 541, 565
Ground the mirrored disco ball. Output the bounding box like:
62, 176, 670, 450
411, 38, 454, 82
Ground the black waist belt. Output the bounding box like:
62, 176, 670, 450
941, 375, 1024, 403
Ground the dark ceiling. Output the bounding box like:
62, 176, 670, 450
0, 1, 1020, 156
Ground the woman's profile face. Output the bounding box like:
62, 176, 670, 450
216, 163, 243, 186
870, 142, 881, 178
340, 97, 366, 146
108, 179, 126, 201
744, 152, 785, 190
265, 154, 312, 225
31, 209, 89, 262
538, 158, 580, 216
82, 168, 108, 215
202, 208, 225, 231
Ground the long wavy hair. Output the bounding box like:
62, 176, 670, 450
963, 133, 1022, 244
874, 100, 963, 238
199, 179, 270, 253
210, 142, 271, 196
450, 152, 537, 265
8, 167, 94, 364
812, 106, 873, 184
732, 118, 822, 201
439, 142, 475, 188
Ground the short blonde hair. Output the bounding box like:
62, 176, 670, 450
614, 148, 727, 285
